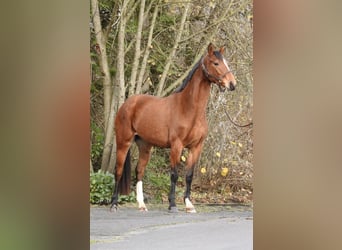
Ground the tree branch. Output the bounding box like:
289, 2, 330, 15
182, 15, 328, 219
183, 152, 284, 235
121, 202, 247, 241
161, 2, 236, 96
128, 0, 146, 96
156, 2, 191, 96
91, 0, 112, 131
135, 1, 160, 94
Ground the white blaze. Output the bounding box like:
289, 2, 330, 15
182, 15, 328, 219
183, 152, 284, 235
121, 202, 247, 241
223, 58, 230, 72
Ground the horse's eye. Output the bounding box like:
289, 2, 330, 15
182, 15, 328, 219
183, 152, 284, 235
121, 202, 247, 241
213, 62, 219, 66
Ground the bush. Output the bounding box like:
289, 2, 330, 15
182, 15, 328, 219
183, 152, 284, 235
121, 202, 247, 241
90, 170, 114, 204
90, 122, 104, 172
90, 170, 136, 205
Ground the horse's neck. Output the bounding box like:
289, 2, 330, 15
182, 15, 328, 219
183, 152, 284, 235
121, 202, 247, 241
179, 69, 211, 116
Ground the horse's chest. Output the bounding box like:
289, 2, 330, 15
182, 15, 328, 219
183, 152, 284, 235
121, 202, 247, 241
181, 122, 207, 145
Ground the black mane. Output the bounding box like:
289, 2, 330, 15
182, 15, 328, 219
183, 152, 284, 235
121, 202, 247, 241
173, 58, 202, 93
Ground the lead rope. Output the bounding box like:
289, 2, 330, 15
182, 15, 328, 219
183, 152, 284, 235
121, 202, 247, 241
224, 109, 253, 128
202, 55, 253, 128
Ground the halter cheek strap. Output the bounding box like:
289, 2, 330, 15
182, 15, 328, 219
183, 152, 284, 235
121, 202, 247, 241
201, 57, 231, 84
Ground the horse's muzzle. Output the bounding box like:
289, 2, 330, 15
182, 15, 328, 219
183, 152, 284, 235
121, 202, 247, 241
218, 81, 235, 92
229, 81, 235, 91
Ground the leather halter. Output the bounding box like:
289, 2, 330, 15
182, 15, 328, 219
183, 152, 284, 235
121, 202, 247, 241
201, 57, 231, 84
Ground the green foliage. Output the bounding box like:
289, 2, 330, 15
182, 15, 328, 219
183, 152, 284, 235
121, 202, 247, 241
91, 122, 104, 171
90, 170, 114, 204
118, 192, 136, 203
146, 173, 170, 202
90, 170, 136, 205
158, 13, 176, 26
144, 150, 170, 202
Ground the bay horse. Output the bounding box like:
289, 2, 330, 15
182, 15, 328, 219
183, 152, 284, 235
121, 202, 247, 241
110, 43, 236, 213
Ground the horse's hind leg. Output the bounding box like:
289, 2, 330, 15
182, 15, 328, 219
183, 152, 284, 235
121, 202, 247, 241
110, 124, 134, 211
135, 137, 152, 211
110, 142, 131, 211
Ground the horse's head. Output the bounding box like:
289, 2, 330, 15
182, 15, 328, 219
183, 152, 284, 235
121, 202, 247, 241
202, 43, 237, 92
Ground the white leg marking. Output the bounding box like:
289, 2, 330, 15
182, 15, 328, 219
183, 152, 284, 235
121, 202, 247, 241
136, 181, 147, 211
185, 198, 196, 213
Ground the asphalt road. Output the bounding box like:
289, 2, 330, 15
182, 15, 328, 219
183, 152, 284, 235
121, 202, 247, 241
90, 203, 253, 250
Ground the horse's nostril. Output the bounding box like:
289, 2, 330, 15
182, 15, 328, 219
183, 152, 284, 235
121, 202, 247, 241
229, 82, 235, 91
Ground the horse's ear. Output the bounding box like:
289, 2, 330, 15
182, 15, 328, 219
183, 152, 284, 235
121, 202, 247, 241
208, 43, 214, 55
219, 46, 225, 54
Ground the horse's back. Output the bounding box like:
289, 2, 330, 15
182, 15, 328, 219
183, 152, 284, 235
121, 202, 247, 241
115, 94, 172, 147
116, 94, 164, 117
122, 94, 168, 115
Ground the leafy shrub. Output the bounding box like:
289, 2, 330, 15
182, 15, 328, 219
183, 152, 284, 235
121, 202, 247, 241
91, 122, 104, 171
146, 172, 170, 202
90, 170, 136, 205
118, 192, 136, 203
90, 170, 114, 204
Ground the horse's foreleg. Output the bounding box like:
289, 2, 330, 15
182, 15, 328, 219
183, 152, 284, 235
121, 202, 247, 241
168, 166, 179, 212
184, 169, 196, 213
168, 142, 182, 212
184, 143, 204, 213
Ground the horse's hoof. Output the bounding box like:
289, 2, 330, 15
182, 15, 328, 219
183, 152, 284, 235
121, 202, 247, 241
186, 207, 197, 213
109, 204, 118, 212
139, 207, 148, 212
168, 206, 178, 213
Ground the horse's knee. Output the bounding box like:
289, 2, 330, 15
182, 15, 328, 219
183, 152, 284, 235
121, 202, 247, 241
185, 170, 194, 182
170, 168, 178, 182
170, 140, 183, 166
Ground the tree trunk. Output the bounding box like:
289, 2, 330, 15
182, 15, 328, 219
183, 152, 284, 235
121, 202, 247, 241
128, 0, 146, 96
156, 2, 190, 96
90, 0, 112, 131
100, 0, 130, 172
116, 0, 129, 109
106, 3, 129, 172
100, 85, 118, 172
135, 2, 159, 94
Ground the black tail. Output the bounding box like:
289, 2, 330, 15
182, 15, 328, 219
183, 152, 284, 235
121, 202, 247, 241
118, 149, 131, 195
